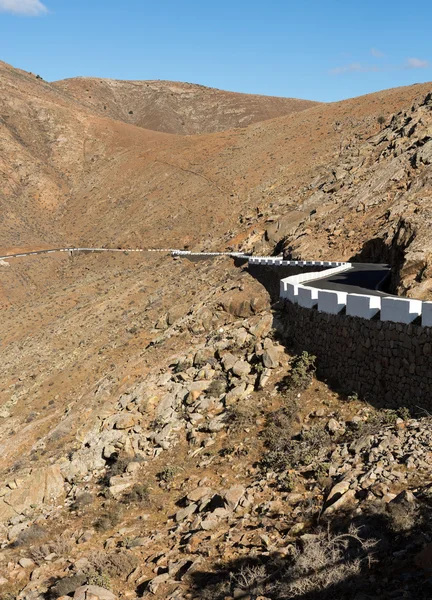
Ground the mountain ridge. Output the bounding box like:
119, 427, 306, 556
52, 75, 320, 135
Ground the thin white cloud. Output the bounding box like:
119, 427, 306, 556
0, 0, 47, 15
330, 63, 382, 75
405, 57, 429, 69
330, 56, 430, 75
370, 48, 385, 58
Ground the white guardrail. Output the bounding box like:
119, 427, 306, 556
247, 256, 432, 328
0, 247, 184, 261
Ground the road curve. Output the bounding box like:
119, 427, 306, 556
305, 262, 392, 296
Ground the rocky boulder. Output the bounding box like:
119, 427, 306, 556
0, 465, 64, 522
74, 585, 117, 600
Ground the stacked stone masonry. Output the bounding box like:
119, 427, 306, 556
283, 301, 432, 409
247, 257, 432, 407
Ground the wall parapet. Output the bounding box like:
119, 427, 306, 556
248, 256, 431, 328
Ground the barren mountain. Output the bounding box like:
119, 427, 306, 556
264, 91, 432, 299
53, 77, 320, 134
1, 58, 432, 599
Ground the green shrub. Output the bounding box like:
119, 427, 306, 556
397, 406, 411, 421
278, 352, 316, 393
219, 446, 235, 457
157, 465, 178, 483
289, 351, 316, 388
315, 461, 331, 479
278, 472, 297, 492
87, 571, 112, 590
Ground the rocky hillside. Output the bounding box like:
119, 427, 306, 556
3, 274, 432, 599
52, 78, 319, 135
1, 58, 432, 599
258, 93, 432, 299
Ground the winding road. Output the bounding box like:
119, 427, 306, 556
0, 247, 391, 296
2, 247, 429, 324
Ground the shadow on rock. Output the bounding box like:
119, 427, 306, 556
188, 492, 432, 599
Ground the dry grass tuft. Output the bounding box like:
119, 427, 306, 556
280, 525, 377, 598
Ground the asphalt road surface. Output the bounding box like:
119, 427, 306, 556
306, 263, 393, 296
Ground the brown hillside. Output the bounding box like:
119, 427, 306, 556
53, 76, 320, 134
1, 58, 432, 598
2, 58, 429, 259
54, 81, 432, 264
0, 60, 173, 247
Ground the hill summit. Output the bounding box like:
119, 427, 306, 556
53, 76, 320, 134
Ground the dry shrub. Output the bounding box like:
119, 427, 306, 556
207, 377, 227, 397
70, 491, 93, 511
263, 399, 299, 447
120, 483, 150, 505
12, 524, 46, 547
279, 525, 377, 598
89, 550, 138, 578
108, 455, 133, 476
199, 580, 230, 600
361, 496, 419, 536
48, 574, 87, 599
202, 525, 377, 599
225, 403, 257, 432
100, 453, 135, 486
344, 407, 412, 444
1, 586, 23, 600
31, 534, 71, 564
386, 499, 418, 533
93, 505, 123, 531
262, 405, 331, 475
231, 563, 268, 595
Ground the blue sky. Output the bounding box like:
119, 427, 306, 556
0, 0, 431, 102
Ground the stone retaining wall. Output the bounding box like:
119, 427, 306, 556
248, 264, 329, 303
282, 300, 432, 409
